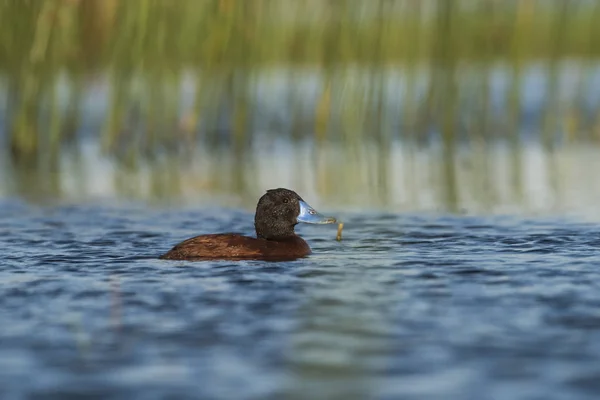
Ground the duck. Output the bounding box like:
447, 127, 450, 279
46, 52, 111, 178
159, 188, 336, 261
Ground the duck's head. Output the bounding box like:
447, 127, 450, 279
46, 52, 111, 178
254, 188, 336, 240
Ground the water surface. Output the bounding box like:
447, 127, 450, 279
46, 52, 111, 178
2, 202, 600, 399
2, 3, 600, 397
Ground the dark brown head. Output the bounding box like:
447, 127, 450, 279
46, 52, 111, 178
254, 188, 336, 240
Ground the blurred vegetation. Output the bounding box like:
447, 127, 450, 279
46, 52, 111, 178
1, 0, 600, 209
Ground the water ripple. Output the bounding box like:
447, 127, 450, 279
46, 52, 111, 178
1, 205, 600, 399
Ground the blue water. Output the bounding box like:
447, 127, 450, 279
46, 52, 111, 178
2, 200, 600, 399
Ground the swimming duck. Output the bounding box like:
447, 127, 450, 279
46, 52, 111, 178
159, 188, 336, 261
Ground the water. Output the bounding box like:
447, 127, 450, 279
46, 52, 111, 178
2, 201, 600, 399
2, 2, 600, 398
4, 61, 600, 211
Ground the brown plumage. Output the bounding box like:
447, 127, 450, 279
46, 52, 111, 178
159, 188, 336, 261
159, 234, 310, 261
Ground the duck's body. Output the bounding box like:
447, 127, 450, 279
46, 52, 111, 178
159, 233, 311, 261
159, 188, 335, 261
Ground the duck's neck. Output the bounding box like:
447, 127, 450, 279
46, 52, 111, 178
255, 225, 297, 240
256, 232, 298, 241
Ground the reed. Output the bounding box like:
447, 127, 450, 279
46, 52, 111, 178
1, 0, 600, 208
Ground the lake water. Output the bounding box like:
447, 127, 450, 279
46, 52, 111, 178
2, 201, 600, 399
3, 2, 600, 397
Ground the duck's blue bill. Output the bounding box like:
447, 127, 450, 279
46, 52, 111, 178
298, 200, 337, 224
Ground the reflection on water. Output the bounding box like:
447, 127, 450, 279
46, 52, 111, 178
1, 63, 600, 216
4, 137, 600, 218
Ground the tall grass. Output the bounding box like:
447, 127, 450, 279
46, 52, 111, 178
1, 0, 600, 207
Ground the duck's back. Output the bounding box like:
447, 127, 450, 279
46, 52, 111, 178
159, 233, 311, 261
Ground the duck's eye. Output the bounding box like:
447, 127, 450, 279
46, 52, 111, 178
283, 198, 289, 204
